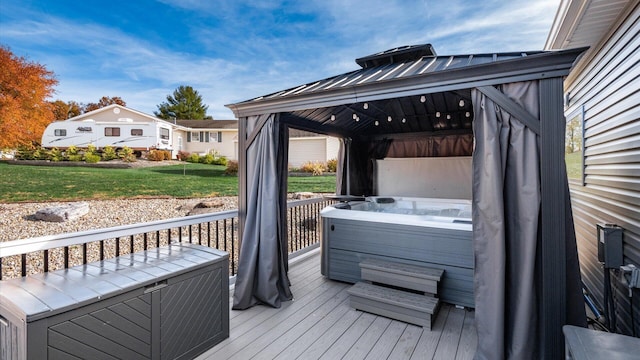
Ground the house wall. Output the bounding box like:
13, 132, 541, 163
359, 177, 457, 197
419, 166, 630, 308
172, 129, 187, 158
80, 107, 151, 124
326, 136, 340, 161
287, 136, 340, 168
183, 129, 237, 160
564, 3, 639, 335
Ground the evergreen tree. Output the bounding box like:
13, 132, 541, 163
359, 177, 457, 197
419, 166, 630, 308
155, 85, 210, 120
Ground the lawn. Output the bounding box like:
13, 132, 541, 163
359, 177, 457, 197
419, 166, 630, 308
565, 151, 583, 181
0, 162, 336, 202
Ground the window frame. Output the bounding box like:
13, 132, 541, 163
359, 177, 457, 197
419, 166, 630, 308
54, 129, 67, 136
105, 127, 121, 137
131, 128, 143, 136
564, 105, 585, 186
159, 128, 170, 140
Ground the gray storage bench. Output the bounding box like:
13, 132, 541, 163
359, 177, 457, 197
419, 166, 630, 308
0, 243, 229, 360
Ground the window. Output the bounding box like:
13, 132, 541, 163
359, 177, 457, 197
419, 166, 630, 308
160, 128, 170, 140
217, 131, 222, 142
54, 129, 67, 136
204, 131, 210, 143
105, 127, 120, 136
565, 105, 585, 185
131, 129, 143, 136
191, 131, 200, 142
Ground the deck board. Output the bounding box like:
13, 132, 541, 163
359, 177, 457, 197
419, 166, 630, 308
197, 250, 477, 360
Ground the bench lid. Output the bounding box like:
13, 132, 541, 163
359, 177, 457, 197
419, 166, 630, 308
0, 243, 227, 322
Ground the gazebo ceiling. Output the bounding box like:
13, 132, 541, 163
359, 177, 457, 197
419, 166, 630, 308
280, 90, 473, 138
227, 45, 588, 139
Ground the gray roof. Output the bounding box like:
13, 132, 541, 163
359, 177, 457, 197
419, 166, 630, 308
174, 119, 237, 129
226, 45, 586, 138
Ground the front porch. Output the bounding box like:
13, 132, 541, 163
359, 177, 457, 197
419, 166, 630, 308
200, 250, 477, 359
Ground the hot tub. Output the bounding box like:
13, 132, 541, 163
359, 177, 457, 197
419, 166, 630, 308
321, 196, 474, 308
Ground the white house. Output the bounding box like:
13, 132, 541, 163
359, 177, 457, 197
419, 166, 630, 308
42, 104, 339, 165
173, 119, 238, 160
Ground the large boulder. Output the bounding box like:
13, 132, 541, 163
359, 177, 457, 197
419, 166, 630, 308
186, 200, 225, 216
35, 202, 90, 222
291, 192, 316, 200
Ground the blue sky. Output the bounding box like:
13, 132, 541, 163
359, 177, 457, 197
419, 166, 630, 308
0, 0, 558, 120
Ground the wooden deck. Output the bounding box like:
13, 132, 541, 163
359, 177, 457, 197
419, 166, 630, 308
197, 250, 477, 359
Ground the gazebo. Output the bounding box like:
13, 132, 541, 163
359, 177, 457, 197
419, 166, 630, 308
226, 44, 588, 359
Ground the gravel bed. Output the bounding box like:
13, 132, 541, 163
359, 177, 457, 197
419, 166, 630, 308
0, 194, 326, 280
0, 197, 238, 243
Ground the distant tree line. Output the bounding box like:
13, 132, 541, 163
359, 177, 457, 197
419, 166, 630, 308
0, 45, 213, 148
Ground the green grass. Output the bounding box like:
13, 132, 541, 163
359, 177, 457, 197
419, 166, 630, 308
565, 151, 583, 180
0, 163, 336, 203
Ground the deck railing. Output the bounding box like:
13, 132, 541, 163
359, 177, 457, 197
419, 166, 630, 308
0, 197, 335, 280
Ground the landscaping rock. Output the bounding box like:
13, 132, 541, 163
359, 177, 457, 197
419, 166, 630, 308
186, 200, 225, 216
34, 202, 90, 222
292, 192, 315, 199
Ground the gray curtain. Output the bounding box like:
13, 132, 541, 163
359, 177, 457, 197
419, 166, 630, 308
233, 113, 292, 310
336, 138, 350, 195
472, 82, 541, 359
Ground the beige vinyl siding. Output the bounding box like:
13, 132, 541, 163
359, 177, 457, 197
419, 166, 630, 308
565, 3, 640, 336
183, 130, 237, 160
288, 137, 327, 168
326, 136, 340, 161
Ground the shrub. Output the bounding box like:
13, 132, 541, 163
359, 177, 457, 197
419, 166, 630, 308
147, 150, 165, 161
33, 148, 49, 160
65, 145, 79, 156
162, 150, 172, 160
213, 156, 228, 166
201, 154, 215, 164
102, 146, 118, 161
186, 153, 201, 163
49, 148, 64, 162
15, 145, 36, 160
85, 144, 98, 156
225, 160, 238, 175
326, 158, 338, 172
118, 146, 136, 162
84, 153, 101, 163
300, 161, 327, 176
177, 151, 190, 161
67, 154, 83, 162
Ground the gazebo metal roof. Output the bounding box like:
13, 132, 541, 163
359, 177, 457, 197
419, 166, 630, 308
227, 46, 584, 139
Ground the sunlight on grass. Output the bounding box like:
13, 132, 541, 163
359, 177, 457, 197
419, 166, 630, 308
0, 163, 336, 202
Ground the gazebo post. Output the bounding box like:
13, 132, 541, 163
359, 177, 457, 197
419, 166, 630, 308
237, 116, 247, 252
539, 77, 568, 359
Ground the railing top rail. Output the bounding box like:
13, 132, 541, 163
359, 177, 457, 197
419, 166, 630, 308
287, 197, 334, 208
0, 209, 239, 258
1, 197, 333, 259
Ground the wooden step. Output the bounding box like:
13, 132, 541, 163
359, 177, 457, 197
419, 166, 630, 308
359, 258, 444, 295
347, 282, 440, 329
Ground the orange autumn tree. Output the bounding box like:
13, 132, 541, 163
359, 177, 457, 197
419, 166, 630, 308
84, 96, 126, 113
0, 46, 58, 148
51, 99, 82, 120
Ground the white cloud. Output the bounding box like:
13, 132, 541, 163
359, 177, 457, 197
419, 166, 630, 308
1, 0, 559, 120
